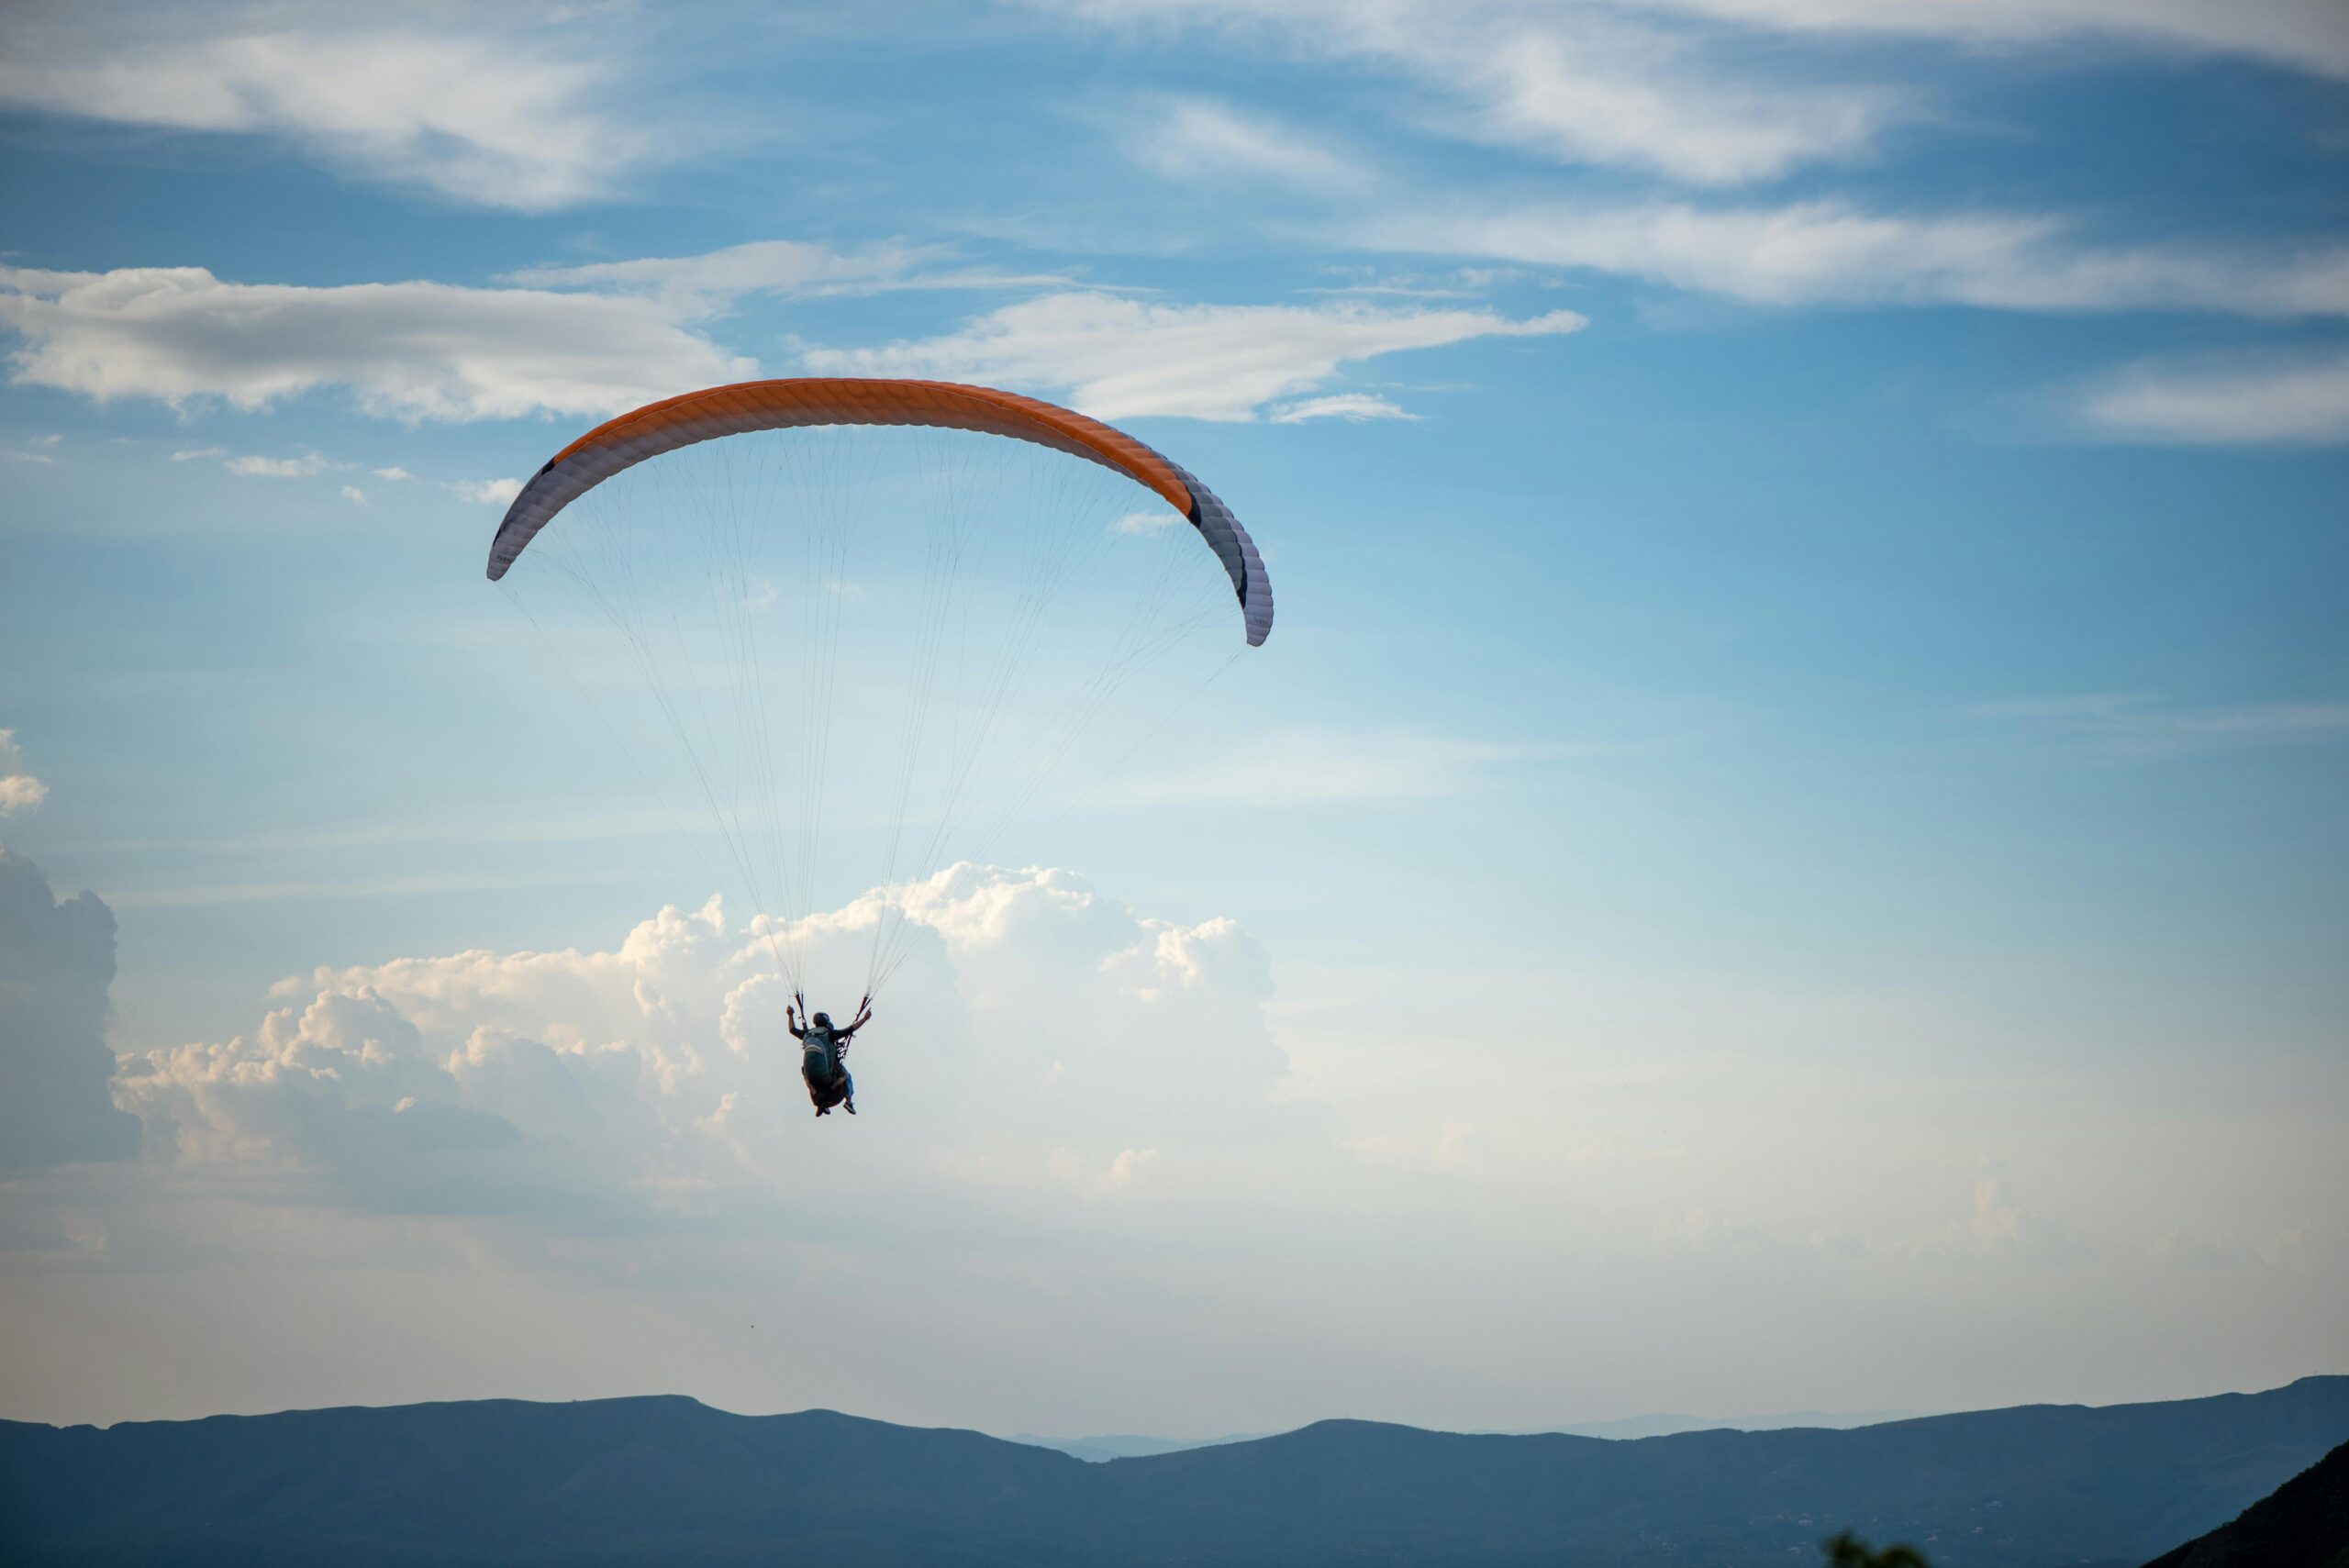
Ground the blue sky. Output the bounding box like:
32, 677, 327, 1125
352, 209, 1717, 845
1, 1, 2344, 1435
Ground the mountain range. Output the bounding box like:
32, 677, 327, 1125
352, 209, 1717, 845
4, 1376, 2343, 1566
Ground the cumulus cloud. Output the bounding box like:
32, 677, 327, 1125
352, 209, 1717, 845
0, 849, 140, 1169
1895, 1179, 2089, 1264
1355, 200, 2349, 316
2073, 348, 2349, 444
0, 730, 46, 816
798, 293, 1585, 420
452, 477, 523, 506
0, 238, 1065, 428
0, 18, 656, 209
0, 264, 751, 421
113, 865, 1286, 1221
1050, 1144, 1162, 1193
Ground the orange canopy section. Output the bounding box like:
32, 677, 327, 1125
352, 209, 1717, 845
485, 377, 1272, 646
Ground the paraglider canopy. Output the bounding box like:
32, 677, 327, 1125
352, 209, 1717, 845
487, 377, 1272, 646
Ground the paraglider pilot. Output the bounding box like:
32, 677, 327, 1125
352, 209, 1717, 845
791, 993, 870, 1118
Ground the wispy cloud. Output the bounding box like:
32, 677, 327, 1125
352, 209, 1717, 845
1115, 95, 1370, 191
1270, 393, 1419, 423
102, 870, 558, 910
1045, 0, 1894, 184
0, 23, 656, 210
1046, 0, 2349, 164
1110, 509, 1183, 535
6, 432, 62, 463
225, 452, 334, 478
1354, 200, 2349, 316
1112, 727, 1556, 806
1969, 693, 2349, 754
1628, 0, 2349, 79
507, 239, 1069, 316
2072, 348, 2349, 445
1410, 11, 1891, 184
799, 293, 1584, 420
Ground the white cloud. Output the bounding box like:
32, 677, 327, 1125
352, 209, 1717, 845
1048, 0, 1892, 183
1118, 95, 1369, 190
169, 446, 226, 462
2074, 348, 2349, 444
1045, 0, 2349, 195
340, 484, 367, 504
1270, 393, 1419, 423
1408, 10, 1889, 184
507, 239, 1064, 317
6, 433, 62, 463
113, 864, 1286, 1218
0, 264, 751, 422
1347, 1118, 1476, 1174
1893, 1178, 2088, 1264
453, 477, 523, 506
1628, 0, 2349, 79
372, 465, 414, 481
1110, 509, 1183, 535
1050, 1, 2349, 115
1050, 1144, 1163, 1193
225, 452, 332, 478
0, 730, 47, 816
0, 23, 656, 210
0, 237, 1067, 429
1115, 727, 1546, 806
1356, 200, 2349, 317
799, 292, 1584, 420
1968, 692, 2349, 753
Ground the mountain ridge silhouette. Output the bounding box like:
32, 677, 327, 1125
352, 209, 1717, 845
5, 1376, 2344, 1565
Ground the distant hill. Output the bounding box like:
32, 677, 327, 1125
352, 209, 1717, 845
2142, 1437, 2349, 1568
1017, 1410, 1927, 1461
1542, 1408, 1932, 1440
4, 1377, 2343, 1566
1012, 1430, 1261, 1462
